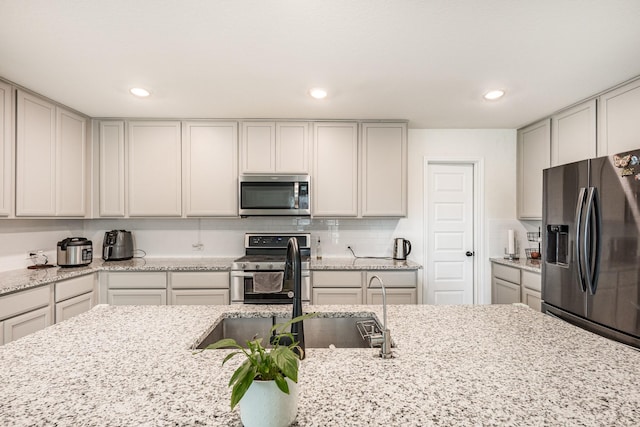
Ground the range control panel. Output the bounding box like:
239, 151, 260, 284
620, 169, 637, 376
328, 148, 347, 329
245, 234, 311, 249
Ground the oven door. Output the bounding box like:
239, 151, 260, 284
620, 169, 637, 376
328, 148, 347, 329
231, 270, 310, 304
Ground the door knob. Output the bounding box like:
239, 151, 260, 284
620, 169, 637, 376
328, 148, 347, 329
465, 251, 474, 257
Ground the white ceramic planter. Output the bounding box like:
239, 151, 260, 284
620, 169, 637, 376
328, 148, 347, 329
239, 377, 298, 427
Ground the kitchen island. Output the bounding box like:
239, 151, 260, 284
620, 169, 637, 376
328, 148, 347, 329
1, 304, 639, 426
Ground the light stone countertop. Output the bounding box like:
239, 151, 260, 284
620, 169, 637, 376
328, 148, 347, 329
1, 303, 639, 426
0, 257, 421, 297
490, 257, 542, 273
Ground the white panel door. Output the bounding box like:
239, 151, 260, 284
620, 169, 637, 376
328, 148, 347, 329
241, 122, 276, 173
276, 122, 309, 173
551, 99, 596, 166
426, 163, 474, 305
183, 121, 238, 216
0, 81, 12, 216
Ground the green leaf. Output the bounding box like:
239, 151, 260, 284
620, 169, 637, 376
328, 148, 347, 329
229, 359, 253, 387
274, 373, 290, 394
205, 338, 241, 350
221, 351, 241, 365
270, 347, 299, 383
230, 364, 257, 410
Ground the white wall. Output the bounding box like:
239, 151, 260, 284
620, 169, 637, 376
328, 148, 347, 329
395, 129, 519, 304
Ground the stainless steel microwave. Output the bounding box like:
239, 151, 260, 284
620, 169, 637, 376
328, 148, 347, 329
239, 175, 310, 216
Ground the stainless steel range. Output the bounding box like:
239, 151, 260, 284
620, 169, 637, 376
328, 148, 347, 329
231, 233, 311, 304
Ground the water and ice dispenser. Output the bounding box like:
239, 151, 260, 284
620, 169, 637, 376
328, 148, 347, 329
546, 225, 569, 265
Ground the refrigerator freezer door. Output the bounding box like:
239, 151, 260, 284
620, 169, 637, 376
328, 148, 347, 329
587, 155, 640, 339
542, 160, 589, 317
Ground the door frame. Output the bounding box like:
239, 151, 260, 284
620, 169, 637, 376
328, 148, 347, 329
423, 158, 484, 304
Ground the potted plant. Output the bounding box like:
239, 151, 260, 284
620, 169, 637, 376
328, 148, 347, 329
206, 313, 314, 427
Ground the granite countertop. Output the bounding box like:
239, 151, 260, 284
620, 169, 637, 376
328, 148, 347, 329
0, 257, 421, 297
1, 303, 639, 426
490, 256, 542, 273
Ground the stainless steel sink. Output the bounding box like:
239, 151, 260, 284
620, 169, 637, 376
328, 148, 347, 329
196, 315, 393, 349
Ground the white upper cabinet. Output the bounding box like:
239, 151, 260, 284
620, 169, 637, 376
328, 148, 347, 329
16, 91, 56, 216
241, 121, 309, 174
99, 121, 126, 217
517, 119, 550, 220
551, 99, 596, 166
128, 121, 182, 217
313, 122, 359, 217
360, 123, 407, 217
16, 90, 88, 217
183, 121, 238, 216
598, 78, 640, 156
56, 108, 86, 216
0, 81, 12, 217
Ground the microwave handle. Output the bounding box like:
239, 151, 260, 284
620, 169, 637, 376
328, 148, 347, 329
293, 182, 299, 209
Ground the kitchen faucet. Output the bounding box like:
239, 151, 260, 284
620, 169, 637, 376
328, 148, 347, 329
285, 236, 305, 359
368, 275, 393, 359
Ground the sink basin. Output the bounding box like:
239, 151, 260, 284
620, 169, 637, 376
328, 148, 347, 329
196, 314, 392, 349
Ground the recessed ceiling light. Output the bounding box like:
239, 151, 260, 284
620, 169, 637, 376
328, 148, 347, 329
484, 89, 505, 100
130, 87, 151, 97
309, 88, 328, 99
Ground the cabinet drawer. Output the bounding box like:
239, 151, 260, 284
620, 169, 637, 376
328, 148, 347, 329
312, 271, 361, 288
170, 289, 229, 305
366, 288, 417, 305
106, 272, 167, 289
492, 264, 520, 284
55, 292, 93, 322
107, 289, 167, 305
0, 285, 51, 321
169, 272, 229, 289
55, 274, 95, 302
365, 271, 416, 288
521, 270, 541, 292
312, 288, 363, 305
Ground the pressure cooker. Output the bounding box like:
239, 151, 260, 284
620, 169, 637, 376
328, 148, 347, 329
57, 237, 93, 268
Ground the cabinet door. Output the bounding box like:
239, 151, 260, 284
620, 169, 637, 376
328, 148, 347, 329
241, 122, 275, 173
99, 121, 126, 217
3, 306, 52, 344
16, 90, 56, 216
492, 278, 521, 304
551, 99, 596, 166
56, 107, 86, 216
170, 289, 229, 305
522, 287, 542, 311
183, 121, 238, 216
107, 289, 167, 305
361, 123, 407, 216
276, 122, 309, 173
128, 121, 182, 216
366, 288, 416, 304
517, 119, 550, 220
0, 81, 12, 216
313, 122, 358, 216
598, 79, 640, 156
55, 292, 93, 323
312, 288, 363, 305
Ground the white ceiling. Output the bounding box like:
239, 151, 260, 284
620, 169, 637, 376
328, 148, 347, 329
1, 0, 640, 129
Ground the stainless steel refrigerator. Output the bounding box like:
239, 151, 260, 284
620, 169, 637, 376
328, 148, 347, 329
542, 150, 640, 349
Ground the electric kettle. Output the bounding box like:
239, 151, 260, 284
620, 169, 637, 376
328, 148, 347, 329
392, 238, 412, 260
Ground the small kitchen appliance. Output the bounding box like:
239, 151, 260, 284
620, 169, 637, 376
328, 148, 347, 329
392, 238, 412, 260
231, 233, 311, 304
102, 230, 134, 261
239, 175, 310, 217
57, 237, 93, 267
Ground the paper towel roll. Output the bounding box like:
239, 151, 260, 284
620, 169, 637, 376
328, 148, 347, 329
508, 230, 515, 254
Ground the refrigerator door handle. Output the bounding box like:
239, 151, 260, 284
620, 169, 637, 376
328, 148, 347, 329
575, 187, 587, 292
584, 187, 601, 295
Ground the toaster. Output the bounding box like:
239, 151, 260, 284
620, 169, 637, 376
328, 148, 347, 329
102, 230, 134, 261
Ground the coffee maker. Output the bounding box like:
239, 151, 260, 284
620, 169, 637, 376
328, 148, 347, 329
102, 230, 134, 261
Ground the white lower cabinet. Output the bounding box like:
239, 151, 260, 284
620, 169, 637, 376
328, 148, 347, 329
311, 270, 417, 305
55, 274, 95, 322
104, 272, 167, 305
491, 262, 541, 311
0, 285, 53, 345
169, 271, 230, 305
